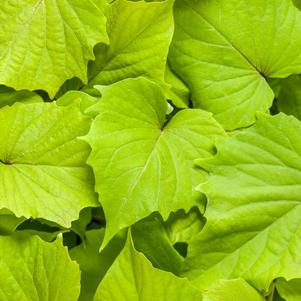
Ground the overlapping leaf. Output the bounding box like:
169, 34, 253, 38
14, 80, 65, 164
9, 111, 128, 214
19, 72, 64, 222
276, 278, 301, 301
203, 279, 265, 301
185, 113, 301, 292
169, 0, 301, 129
70, 228, 126, 301
0, 0, 108, 97
132, 208, 204, 275
0, 102, 97, 227
0, 86, 42, 108
94, 232, 203, 301
277, 75, 301, 120
86, 0, 174, 88
84, 77, 226, 246
165, 65, 190, 108
0, 234, 80, 301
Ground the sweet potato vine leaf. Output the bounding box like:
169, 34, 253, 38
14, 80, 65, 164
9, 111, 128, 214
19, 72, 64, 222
0, 233, 80, 301
84, 77, 226, 247
86, 0, 174, 88
0, 102, 97, 227
277, 75, 301, 120
70, 228, 126, 301
132, 208, 204, 275
185, 113, 301, 292
0, 86, 42, 108
293, 0, 301, 10
276, 278, 301, 301
169, 0, 301, 130
0, 0, 108, 98
94, 231, 203, 301
203, 279, 265, 301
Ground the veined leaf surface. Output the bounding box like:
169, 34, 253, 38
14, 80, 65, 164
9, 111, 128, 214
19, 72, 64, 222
0, 102, 97, 227
84, 77, 225, 246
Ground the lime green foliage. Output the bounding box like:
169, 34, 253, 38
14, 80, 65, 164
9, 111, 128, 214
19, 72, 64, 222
187, 113, 301, 292
203, 279, 265, 301
132, 214, 185, 275
1, 0, 301, 300
276, 279, 301, 301
0, 234, 80, 301
94, 232, 203, 301
0, 102, 97, 226
56, 90, 99, 116
169, 0, 301, 129
165, 65, 190, 108
0, 0, 108, 98
0, 86, 42, 108
84, 77, 225, 246
132, 208, 204, 275
87, 0, 174, 88
70, 228, 126, 301
0, 209, 26, 235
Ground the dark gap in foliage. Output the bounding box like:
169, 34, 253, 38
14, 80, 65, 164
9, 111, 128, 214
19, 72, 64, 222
173, 242, 188, 258
35, 90, 52, 102
17, 218, 61, 232
55, 77, 83, 99
87, 207, 106, 230
270, 98, 279, 115
272, 288, 285, 301
63, 231, 82, 249
161, 103, 181, 130
188, 96, 193, 108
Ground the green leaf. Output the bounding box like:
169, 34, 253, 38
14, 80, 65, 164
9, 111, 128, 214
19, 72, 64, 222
70, 228, 126, 301
165, 207, 205, 244
293, 0, 301, 9
169, 0, 301, 130
0, 86, 42, 108
164, 64, 190, 108
94, 231, 203, 301
132, 213, 185, 275
55, 78, 84, 99
70, 208, 92, 242
0, 0, 108, 98
267, 78, 283, 99
17, 230, 62, 242
132, 208, 204, 275
203, 279, 265, 301
84, 77, 225, 246
56, 90, 99, 117
276, 279, 301, 301
0, 233, 80, 301
0, 209, 26, 235
86, 0, 174, 88
185, 113, 301, 292
0, 102, 97, 227
277, 75, 301, 120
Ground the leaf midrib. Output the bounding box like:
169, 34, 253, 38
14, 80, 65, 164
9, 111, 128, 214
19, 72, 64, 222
86, 0, 171, 87
190, 202, 301, 279
185, 1, 266, 79
115, 129, 164, 217
0, 161, 85, 169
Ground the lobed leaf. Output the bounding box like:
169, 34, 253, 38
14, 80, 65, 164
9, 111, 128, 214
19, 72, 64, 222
0, 102, 98, 227
0, 0, 108, 97
84, 77, 226, 246
185, 113, 301, 292
169, 0, 301, 129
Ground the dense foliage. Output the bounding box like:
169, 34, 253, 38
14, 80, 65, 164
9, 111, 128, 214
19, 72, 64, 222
1, 0, 301, 300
